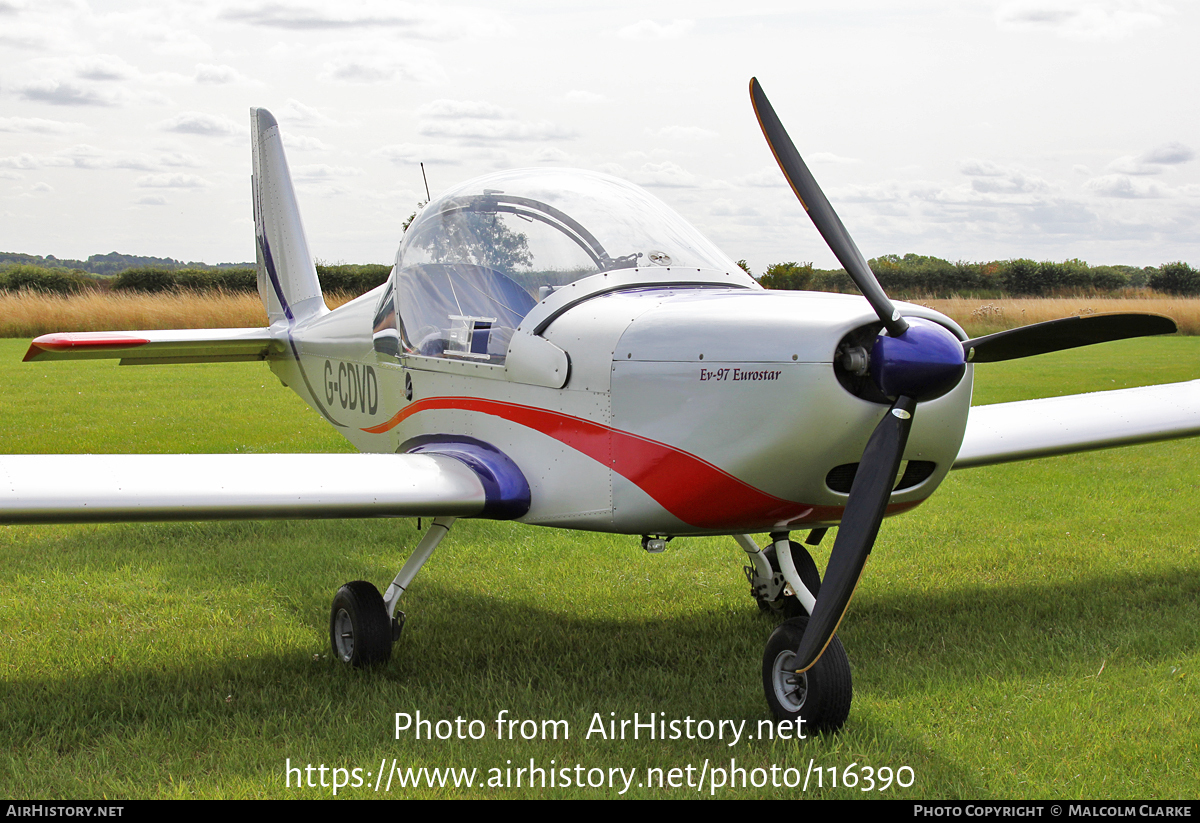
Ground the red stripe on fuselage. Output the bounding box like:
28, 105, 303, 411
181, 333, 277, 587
364, 397, 919, 530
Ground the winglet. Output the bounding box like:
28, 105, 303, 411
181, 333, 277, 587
251, 107, 326, 325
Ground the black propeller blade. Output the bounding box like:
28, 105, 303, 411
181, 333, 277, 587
750, 77, 908, 339
963, 313, 1176, 363
792, 396, 915, 672
749, 77, 1180, 679
750, 78, 963, 673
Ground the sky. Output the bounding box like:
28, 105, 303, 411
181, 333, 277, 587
1, 0, 1197, 273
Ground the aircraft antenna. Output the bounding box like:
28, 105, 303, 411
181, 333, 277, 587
420, 162, 431, 202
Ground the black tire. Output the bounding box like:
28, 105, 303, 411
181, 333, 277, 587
762, 615, 852, 734
330, 581, 393, 667
755, 541, 822, 619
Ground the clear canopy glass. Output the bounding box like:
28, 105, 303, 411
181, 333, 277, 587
374, 168, 741, 362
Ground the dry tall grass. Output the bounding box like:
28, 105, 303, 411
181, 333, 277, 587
0, 290, 357, 338
1, 289, 1198, 339
919, 296, 1200, 336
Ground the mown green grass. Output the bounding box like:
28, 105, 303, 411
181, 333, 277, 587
0, 338, 1197, 799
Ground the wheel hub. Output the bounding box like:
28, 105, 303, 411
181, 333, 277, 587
771, 650, 808, 711
333, 608, 354, 662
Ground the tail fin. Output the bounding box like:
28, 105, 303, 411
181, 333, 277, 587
251, 108, 325, 325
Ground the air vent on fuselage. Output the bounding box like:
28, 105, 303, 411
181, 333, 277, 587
825, 460, 937, 494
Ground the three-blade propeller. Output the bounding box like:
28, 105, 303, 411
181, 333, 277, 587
750, 77, 1177, 674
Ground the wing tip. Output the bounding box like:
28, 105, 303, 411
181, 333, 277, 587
23, 333, 150, 362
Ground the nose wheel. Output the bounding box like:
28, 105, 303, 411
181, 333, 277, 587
762, 615, 852, 733
330, 580, 395, 667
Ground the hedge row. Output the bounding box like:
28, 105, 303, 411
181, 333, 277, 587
108, 264, 393, 295
757, 255, 1200, 297
0, 263, 394, 297
0, 265, 96, 295
6, 256, 1198, 298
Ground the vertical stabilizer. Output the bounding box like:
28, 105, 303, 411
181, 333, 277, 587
251, 108, 325, 325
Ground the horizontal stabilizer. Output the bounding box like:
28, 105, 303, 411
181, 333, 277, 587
0, 453, 488, 524
23, 328, 276, 365
954, 380, 1200, 469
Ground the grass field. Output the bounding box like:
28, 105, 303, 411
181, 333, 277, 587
1, 338, 1197, 799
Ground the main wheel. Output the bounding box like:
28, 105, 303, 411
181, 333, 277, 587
762, 615, 852, 733
330, 581, 393, 667
755, 541, 822, 620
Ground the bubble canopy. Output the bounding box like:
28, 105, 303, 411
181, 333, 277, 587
374, 168, 749, 362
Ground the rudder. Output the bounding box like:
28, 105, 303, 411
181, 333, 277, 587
251, 108, 326, 325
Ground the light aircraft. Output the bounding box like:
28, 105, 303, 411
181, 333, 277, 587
4, 79, 1199, 733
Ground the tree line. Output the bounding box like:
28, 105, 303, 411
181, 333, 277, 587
4, 252, 1199, 298
744, 254, 1200, 296
0, 263, 392, 296
0, 251, 252, 276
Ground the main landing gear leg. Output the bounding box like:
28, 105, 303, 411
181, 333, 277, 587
329, 516, 456, 667
736, 531, 853, 733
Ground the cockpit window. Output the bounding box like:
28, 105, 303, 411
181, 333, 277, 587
378, 168, 739, 363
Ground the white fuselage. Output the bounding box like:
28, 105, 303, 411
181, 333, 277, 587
272, 272, 973, 536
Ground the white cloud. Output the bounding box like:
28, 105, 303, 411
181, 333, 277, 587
960, 160, 1050, 194
9, 54, 178, 107
281, 132, 330, 151
136, 173, 210, 188
414, 100, 575, 143
960, 159, 1008, 177
996, 0, 1169, 41
372, 142, 465, 165
0, 116, 83, 134
529, 146, 574, 164
418, 119, 575, 142
1142, 141, 1194, 165
194, 64, 252, 85
292, 164, 364, 180
221, 1, 505, 40
280, 99, 333, 125
72, 54, 137, 82
616, 19, 694, 40
736, 167, 787, 188
0, 154, 40, 170
159, 112, 242, 137
15, 79, 120, 107
1085, 174, 1166, 198
51, 146, 153, 170
136, 194, 168, 205
318, 52, 445, 84
637, 161, 696, 187
1, 145, 201, 172
418, 99, 509, 120
1108, 140, 1196, 174
0, 18, 65, 50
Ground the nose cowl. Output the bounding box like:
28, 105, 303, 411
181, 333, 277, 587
869, 318, 966, 402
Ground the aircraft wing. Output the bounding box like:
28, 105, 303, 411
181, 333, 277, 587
0, 453, 493, 524
954, 380, 1200, 469
22, 328, 277, 365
